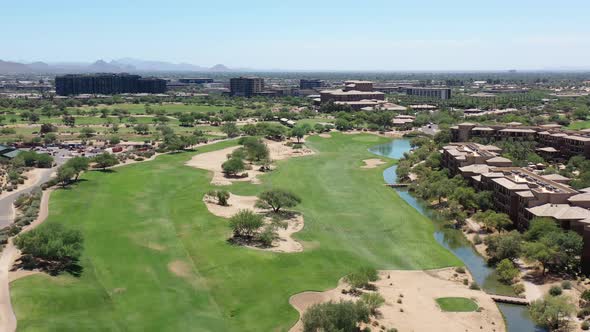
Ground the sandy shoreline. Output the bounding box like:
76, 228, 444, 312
289, 268, 506, 332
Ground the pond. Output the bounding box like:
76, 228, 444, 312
369, 139, 545, 332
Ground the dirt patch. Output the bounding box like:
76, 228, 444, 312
185, 139, 314, 185
146, 243, 166, 251
203, 193, 304, 253
289, 268, 505, 332
318, 133, 332, 138
168, 260, 192, 278
360, 158, 386, 169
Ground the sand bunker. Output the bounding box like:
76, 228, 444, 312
289, 268, 505, 332
204, 193, 263, 218
318, 133, 332, 138
203, 193, 304, 253
185, 139, 314, 185
360, 158, 386, 169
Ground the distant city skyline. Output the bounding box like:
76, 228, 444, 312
3, 0, 590, 71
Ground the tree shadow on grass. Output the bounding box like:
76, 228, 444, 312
13, 256, 84, 277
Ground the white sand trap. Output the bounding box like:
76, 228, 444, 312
203, 193, 304, 253
203, 193, 263, 218
289, 268, 505, 332
186, 140, 314, 185
360, 158, 386, 169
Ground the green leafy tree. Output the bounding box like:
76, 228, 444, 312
78, 127, 95, 139
221, 157, 245, 176
63, 156, 89, 180
291, 125, 307, 143
256, 189, 301, 213
92, 152, 119, 170
525, 218, 560, 241
484, 231, 522, 264
496, 258, 519, 284
229, 209, 263, 239
134, 123, 150, 135
221, 122, 240, 138
529, 295, 575, 330
14, 223, 83, 275
56, 166, 76, 187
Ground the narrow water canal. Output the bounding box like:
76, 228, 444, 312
369, 139, 545, 332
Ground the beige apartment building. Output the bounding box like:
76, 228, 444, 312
441, 144, 590, 273
450, 122, 590, 159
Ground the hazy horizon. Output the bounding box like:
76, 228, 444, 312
3, 0, 590, 71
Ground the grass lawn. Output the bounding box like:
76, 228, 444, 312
66, 103, 237, 115
435, 297, 479, 312
568, 120, 590, 130
10, 133, 460, 331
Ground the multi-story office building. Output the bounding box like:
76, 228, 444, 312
405, 87, 452, 99
55, 74, 167, 95
299, 79, 323, 90
229, 77, 264, 97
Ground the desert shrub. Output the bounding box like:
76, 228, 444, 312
228, 210, 263, 239
549, 286, 563, 296
360, 292, 385, 314
561, 280, 572, 290
473, 234, 483, 245
346, 267, 379, 290
469, 282, 480, 290
207, 190, 230, 206
256, 224, 279, 247
513, 283, 525, 295
455, 266, 466, 274
577, 308, 590, 319
582, 290, 590, 302
582, 321, 590, 331
463, 278, 469, 285
302, 300, 370, 332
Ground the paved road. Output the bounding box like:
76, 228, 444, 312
0, 168, 55, 229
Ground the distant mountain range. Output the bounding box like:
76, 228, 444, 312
0, 58, 235, 74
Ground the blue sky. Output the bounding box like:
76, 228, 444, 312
2, 0, 590, 70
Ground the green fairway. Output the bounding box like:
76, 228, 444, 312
435, 297, 479, 312
10, 133, 460, 331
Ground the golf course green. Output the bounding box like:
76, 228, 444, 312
435, 297, 479, 312
10, 133, 460, 331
